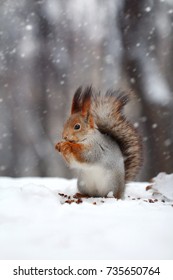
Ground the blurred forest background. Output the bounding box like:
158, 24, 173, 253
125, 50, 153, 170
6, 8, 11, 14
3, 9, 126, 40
0, 0, 173, 181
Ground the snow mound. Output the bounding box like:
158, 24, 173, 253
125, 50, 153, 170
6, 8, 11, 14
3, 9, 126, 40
148, 173, 173, 201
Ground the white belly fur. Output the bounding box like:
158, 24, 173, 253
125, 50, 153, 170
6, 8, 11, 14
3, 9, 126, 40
79, 165, 112, 196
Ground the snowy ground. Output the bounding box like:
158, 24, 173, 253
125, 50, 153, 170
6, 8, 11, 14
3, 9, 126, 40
0, 173, 173, 260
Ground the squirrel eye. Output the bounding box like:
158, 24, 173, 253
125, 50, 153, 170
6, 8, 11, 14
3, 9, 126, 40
74, 123, 81, 130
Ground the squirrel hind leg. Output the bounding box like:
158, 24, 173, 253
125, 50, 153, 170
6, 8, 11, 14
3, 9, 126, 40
113, 187, 125, 200
112, 178, 125, 200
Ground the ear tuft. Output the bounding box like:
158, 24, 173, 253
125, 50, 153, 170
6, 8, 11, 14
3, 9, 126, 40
81, 86, 93, 117
71, 86, 83, 114
71, 85, 93, 116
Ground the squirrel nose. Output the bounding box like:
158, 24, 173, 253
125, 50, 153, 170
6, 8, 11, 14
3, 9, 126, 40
63, 133, 68, 140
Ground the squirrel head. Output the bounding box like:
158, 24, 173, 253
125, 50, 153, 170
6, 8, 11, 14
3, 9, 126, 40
62, 86, 94, 142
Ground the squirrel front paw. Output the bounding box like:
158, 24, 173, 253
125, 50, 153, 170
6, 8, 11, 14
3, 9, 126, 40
55, 142, 61, 152
55, 141, 86, 165
55, 141, 72, 154
55, 141, 74, 164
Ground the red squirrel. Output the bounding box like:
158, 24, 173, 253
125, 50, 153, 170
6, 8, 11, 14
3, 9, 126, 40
55, 86, 142, 199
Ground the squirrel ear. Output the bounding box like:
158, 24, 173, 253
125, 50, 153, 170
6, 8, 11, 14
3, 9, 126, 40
71, 86, 94, 127
71, 86, 83, 114
81, 86, 93, 117
81, 86, 94, 128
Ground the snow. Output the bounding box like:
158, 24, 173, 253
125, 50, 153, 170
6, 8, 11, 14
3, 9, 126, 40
25, 25, 33, 31
136, 42, 141, 47
0, 174, 173, 260
152, 123, 158, 129
150, 173, 173, 200
143, 58, 172, 105
164, 139, 171, 147
145, 7, 152, 12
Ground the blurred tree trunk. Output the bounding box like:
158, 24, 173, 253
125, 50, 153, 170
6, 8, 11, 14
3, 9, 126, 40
32, 0, 71, 177
119, 0, 173, 180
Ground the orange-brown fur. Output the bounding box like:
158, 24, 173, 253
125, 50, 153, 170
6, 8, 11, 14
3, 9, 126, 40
55, 141, 88, 164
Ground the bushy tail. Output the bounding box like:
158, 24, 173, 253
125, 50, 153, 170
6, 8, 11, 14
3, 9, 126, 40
91, 89, 143, 181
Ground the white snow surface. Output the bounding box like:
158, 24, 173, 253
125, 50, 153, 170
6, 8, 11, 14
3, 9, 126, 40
0, 174, 173, 260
